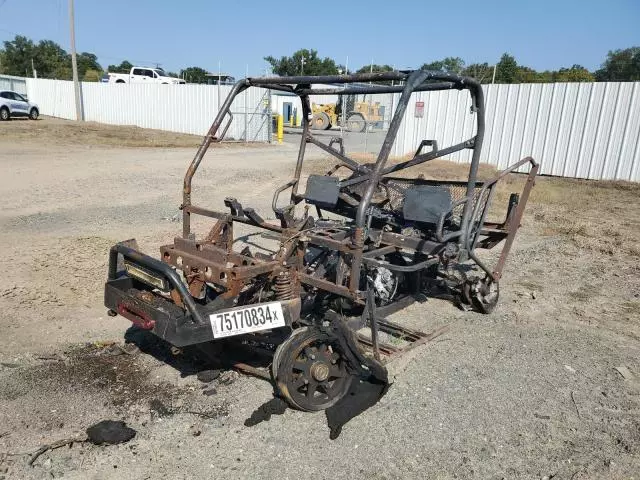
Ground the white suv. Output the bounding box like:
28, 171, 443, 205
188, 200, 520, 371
0, 90, 39, 121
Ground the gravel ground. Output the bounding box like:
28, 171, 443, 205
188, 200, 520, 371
0, 119, 639, 479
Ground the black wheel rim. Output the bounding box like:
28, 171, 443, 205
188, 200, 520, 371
276, 328, 352, 411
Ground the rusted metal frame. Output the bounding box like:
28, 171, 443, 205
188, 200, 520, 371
362, 256, 439, 272
272, 179, 297, 213
389, 325, 449, 357
365, 284, 381, 361
376, 319, 424, 341
183, 80, 250, 238
339, 139, 473, 189
414, 139, 439, 157
458, 83, 485, 248
474, 228, 509, 249
356, 334, 399, 356
355, 70, 431, 228
463, 159, 538, 281
470, 186, 496, 250
161, 246, 278, 283
464, 158, 537, 248
347, 71, 431, 294
108, 244, 206, 325
232, 362, 272, 381
204, 216, 234, 253
183, 205, 283, 233
297, 82, 459, 96
362, 245, 398, 258
298, 273, 363, 303
291, 93, 311, 198
248, 71, 408, 85
305, 233, 351, 252
251, 83, 295, 94
305, 135, 368, 173
219, 111, 234, 142
373, 231, 445, 256
435, 198, 468, 243
490, 161, 539, 280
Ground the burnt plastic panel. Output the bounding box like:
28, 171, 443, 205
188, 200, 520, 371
402, 185, 452, 225
304, 175, 340, 209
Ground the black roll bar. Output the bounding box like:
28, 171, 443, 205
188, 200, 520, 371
181, 70, 486, 249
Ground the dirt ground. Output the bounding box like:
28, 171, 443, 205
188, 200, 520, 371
1, 118, 639, 479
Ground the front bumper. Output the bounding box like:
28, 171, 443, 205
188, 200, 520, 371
104, 242, 298, 347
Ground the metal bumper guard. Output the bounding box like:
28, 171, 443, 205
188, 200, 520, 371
105, 243, 298, 347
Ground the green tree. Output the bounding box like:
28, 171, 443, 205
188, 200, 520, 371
462, 62, 494, 83
180, 66, 208, 83
554, 65, 594, 82
594, 47, 640, 81
355, 64, 394, 83
107, 60, 134, 73
77, 52, 102, 79
494, 53, 518, 83
264, 49, 339, 76
420, 57, 465, 74
356, 64, 394, 74
35, 39, 71, 78
83, 69, 102, 82
516, 66, 543, 83
1, 35, 37, 76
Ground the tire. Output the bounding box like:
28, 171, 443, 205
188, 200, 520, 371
346, 113, 366, 132
311, 112, 331, 130
273, 327, 353, 412
0, 107, 10, 121
29, 108, 39, 120
115, 79, 125, 84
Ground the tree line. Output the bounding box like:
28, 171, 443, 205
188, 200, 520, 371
1, 35, 638, 83
265, 49, 640, 83
0, 35, 206, 82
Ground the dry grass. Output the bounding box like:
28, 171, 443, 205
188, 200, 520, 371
0, 117, 265, 149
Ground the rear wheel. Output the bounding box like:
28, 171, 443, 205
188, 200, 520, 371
29, 108, 39, 120
346, 113, 366, 132
273, 327, 353, 412
0, 107, 9, 121
311, 112, 331, 130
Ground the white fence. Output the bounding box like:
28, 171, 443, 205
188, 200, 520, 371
24, 78, 271, 142
20, 76, 640, 181
392, 82, 640, 181
0, 74, 27, 95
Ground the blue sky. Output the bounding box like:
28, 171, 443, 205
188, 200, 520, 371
0, 0, 638, 77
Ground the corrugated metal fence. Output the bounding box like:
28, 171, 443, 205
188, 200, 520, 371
392, 82, 640, 181
0, 74, 27, 95
18, 76, 640, 181
24, 78, 271, 141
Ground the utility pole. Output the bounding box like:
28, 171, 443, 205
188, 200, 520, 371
69, 0, 82, 121
492, 64, 497, 84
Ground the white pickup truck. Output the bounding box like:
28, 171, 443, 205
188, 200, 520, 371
103, 67, 185, 84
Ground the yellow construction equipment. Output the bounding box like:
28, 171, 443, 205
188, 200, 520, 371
311, 95, 383, 132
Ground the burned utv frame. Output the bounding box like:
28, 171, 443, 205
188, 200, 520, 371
105, 70, 538, 412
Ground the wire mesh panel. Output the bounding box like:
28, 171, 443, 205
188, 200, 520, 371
381, 178, 490, 228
